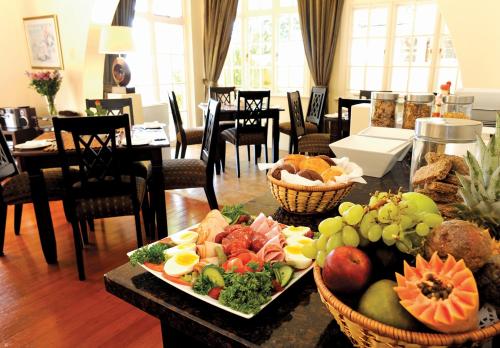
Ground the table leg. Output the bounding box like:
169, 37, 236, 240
150, 149, 168, 239
28, 168, 58, 264
272, 110, 280, 162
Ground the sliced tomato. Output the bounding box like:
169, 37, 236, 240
144, 262, 165, 273
161, 271, 192, 286
208, 287, 222, 300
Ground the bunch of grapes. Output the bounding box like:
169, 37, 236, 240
302, 191, 443, 267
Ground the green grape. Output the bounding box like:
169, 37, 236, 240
378, 204, 391, 223
367, 224, 383, 242
385, 202, 400, 220
400, 199, 418, 216
318, 216, 343, 236
342, 226, 360, 247
396, 240, 411, 253
382, 224, 399, 246
338, 202, 355, 215
316, 233, 329, 251
415, 222, 430, 237
302, 243, 318, 259
316, 250, 326, 268
329, 232, 344, 249
399, 215, 413, 230
422, 213, 443, 228
368, 210, 378, 219
359, 214, 375, 238
343, 204, 365, 226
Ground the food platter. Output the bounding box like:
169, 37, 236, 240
127, 210, 316, 319
127, 232, 312, 319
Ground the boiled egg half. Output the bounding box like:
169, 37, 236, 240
286, 235, 314, 248
284, 245, 312, 270
163, 251, 199, 277
170, 230, 198, 245
164, 243, 196, 258
282, 226, 311, 238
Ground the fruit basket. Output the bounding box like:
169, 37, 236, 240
267, 172, 354, 214
313, 264, 500, 348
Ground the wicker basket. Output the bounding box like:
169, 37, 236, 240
267, 172, 354, 214
313, 264, 500, 348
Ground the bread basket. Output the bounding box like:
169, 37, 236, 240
267, 172, 354, 214
313, 264, 500, 348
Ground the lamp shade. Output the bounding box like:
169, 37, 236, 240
99, 26, 135, 54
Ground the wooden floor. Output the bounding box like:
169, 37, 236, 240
0, 144, 285, 347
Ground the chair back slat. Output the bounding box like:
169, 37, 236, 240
0, 129, 17, 181
86, 98, 135, 125
53, 115, 135, 200
306, 86, 327, 128
168, 92, 185, 137
209, 87, 235, 105
287, 91, 306, 139
200, 99, 221, 167
236, 90, 271, 129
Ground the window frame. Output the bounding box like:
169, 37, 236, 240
130, 0, 193, 125
220, 0, 312, 96
344, 0, 461, 97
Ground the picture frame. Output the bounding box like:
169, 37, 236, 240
23, 14, 64, 69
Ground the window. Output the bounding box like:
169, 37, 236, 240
128, 0, 190, 124
220, 0, 309, 95
347, 0, 461, 96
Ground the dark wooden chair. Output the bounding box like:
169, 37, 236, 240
85, 98, 135, 125
336, 98, 371, 140
0, 129, 75, 255
209, 86, 235, 105
280, 86, 327, 153
160, 99, 221, 209
359, 90, 373, 100
169, 91, 204, 159
221, 90, 270, 178
288, 91, 331, 155
53, 115, 148, 280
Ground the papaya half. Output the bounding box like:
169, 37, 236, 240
394, 252, 479, 333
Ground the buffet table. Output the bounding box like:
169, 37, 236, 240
104, 162, 412, 347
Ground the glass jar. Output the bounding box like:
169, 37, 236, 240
370, 92, 399, 128
442, 95, 474, 119
410, 118, 482, 191
402, 94, 434, 129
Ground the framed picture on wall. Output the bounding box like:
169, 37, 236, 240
23, 14, 64, 69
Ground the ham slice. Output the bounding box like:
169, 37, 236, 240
250, 213, 267, 231
256, 234, 285, 263
265, 224, 282, 240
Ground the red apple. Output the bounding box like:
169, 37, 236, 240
322, 246, 372, 293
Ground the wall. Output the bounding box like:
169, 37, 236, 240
0, 0, 116, 117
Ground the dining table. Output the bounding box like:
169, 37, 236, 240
12, 125, 170, 264
104, 161, 414, 347
198, 103, 284, 164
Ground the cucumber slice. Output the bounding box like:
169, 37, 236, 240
202, 265, 225, 287
215, 245, 227, 265
278, 265, 294, 287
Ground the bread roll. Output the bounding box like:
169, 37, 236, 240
297, 169, 324, 182
316, 155, 335, 166
299, 157, 330, 174
283, 154, 307, 169
271, 163, 297, 180
321, 166, 344, 182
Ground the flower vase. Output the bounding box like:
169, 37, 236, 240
46, 95, 57, 115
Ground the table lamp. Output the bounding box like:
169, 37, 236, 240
99, 25, 135, 93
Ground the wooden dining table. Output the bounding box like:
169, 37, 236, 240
198, 103, 283, 163
12, 128, 170, 264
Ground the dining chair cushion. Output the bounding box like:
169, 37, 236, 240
279, 122, 318, 135
162, 159, 206, 189
74, 177, 146, 219
176, 127, 204, 145
298, 133, 332, 155
2, 168, 77, 205
220, 127, 267, 146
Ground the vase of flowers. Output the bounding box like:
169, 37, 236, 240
26, 70, 62, 115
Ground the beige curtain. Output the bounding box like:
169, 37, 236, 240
203, 0, 239, 95
298, 0, 344, 86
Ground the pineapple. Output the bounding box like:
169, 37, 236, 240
456, 113, 500, 238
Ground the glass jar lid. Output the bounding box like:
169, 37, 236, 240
405, 94, 435, 103
442, 95, 475, 104
372, 92, 399, 101
415, 117, 482, 142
